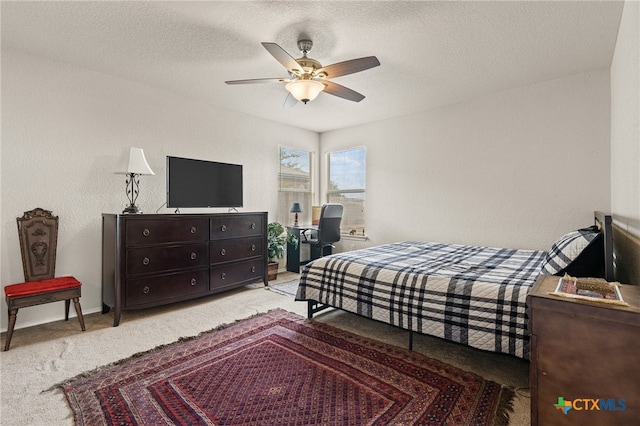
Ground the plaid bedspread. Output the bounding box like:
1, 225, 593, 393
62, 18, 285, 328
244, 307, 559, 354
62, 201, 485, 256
295, 241, 546, 359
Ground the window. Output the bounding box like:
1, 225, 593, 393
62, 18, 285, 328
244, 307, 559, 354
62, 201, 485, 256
277, 146, 313, 226
327, 147, 366, 236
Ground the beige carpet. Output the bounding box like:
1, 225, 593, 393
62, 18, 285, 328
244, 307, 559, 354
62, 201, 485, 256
0, 272, 530, 425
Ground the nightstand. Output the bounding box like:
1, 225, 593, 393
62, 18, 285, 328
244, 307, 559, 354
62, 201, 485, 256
527, 274, 640, 425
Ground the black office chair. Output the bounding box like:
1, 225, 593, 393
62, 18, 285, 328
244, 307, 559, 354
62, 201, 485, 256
302, 204, 344, 261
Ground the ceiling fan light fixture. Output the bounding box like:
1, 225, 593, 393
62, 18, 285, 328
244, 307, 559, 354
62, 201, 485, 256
285, 79, 325, 104
228, 41, 379, 105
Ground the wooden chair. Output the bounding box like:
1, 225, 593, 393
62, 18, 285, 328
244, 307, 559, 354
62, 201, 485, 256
3, 208, 85, 351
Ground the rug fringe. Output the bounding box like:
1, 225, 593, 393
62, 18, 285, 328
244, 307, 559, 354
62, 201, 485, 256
494, 386, 516, 426
42, 309, 283, 393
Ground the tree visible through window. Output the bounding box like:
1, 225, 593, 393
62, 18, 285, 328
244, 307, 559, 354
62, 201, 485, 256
327, 147, 366, 236
278, 146, 312, 226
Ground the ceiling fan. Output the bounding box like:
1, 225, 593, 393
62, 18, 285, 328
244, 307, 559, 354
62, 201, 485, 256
225, 40, 380, 106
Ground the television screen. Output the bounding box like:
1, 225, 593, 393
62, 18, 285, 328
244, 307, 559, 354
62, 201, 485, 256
167, 156, 243, 208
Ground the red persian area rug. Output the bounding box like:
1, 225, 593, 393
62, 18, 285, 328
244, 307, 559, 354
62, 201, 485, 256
62, 309, 514, 425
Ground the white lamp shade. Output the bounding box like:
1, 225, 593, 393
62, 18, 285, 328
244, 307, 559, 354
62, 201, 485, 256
115, 147, 155, 175
285, 79, 325, 103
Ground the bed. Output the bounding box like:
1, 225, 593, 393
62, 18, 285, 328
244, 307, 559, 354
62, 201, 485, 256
295, 212, 614, 360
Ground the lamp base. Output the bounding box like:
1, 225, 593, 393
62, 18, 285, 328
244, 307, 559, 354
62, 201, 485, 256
122, 205, 142, 214
122, 173, 144, 214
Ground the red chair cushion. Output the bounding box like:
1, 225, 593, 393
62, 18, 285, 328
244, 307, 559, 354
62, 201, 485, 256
4, 276, 81, 298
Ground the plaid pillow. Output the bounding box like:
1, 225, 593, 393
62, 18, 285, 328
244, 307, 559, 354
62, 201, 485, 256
541, 226, 601, 275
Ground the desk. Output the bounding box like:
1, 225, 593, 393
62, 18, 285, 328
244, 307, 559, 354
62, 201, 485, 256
286, 225, 318, 273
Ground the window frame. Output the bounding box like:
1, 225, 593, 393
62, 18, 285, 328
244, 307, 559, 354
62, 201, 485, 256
326, 146, 366, 237
277, 145, 314, 226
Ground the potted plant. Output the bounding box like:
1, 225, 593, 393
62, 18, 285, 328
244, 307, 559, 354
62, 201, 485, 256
267, 222, 298, 280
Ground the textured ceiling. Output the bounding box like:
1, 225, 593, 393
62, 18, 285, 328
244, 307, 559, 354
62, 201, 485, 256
1, 1, 624, 133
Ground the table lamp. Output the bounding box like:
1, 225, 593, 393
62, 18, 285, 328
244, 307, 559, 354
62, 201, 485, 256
115, 147, 155, 214
290, 203, 302, 226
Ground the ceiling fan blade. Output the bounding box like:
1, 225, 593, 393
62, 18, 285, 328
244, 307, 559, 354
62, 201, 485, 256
262, 42, 304, 74
322, 81, 365, 102
283, 93, 298, 108
316, 56, 380, 79
225, 78, 287, 85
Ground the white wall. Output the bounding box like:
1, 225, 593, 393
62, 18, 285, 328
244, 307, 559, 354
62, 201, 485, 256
0, 50, 319, 331
611, 0, 640, 236
321, 69, 611, 252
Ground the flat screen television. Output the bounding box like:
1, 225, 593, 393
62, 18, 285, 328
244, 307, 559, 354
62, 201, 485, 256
166, 156, 243, 208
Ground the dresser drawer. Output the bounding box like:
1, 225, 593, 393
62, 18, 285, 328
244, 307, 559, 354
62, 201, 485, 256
210, 259, 264, 292
125, 269, 209, 307
126, 218, 208, 246
210, 215, 264, 239
210, 237, 263, 264
126, 244, 208, 276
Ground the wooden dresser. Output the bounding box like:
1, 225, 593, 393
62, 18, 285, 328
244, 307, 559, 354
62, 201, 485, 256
102, 212, 267, 326
527, 274, 640, 425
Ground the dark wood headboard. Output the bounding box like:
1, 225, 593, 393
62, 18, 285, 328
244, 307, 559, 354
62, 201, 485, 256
594, 211, 614, 281
612, 222, 640, 285
595, 211, 640, 285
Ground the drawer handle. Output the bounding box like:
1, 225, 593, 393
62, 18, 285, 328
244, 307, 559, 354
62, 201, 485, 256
190, 252, 197, 260
220, 249, 226, 256
143, 286, 150, 294
143, 257, 150, 265
190, 278, 197, 286
251, 266, 256, 273
250, 222, 256, 229
142, 229, 150, 237
190, 226, 197, 234
221, 273, 226, 280
221, 225, 227, 232
251, 244, 256, 251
